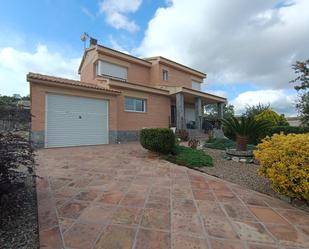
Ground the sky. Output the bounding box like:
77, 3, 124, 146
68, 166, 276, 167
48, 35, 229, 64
1, 0, 308, 116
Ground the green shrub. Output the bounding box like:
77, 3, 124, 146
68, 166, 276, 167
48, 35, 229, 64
265, 126, 309, 137
163, 146, 213, 168
140, 128, 175, 154
204, 138, 256, 150
255, 109, 289, 126
175, 129, 189, 141
255, 133, 309, 201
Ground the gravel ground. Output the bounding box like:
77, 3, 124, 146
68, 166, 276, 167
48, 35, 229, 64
0, 175, 39, 249
201, 148, 309, 211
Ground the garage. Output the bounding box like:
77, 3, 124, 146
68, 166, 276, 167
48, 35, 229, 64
45, 94, 108, 148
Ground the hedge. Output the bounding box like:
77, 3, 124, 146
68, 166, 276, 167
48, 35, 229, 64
140, 128, 175, 154
265, 126, 309, 137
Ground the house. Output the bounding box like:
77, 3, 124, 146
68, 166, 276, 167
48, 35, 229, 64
28, 39, 226, 148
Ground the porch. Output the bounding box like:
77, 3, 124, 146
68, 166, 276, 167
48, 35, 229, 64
168, 87, 227, 131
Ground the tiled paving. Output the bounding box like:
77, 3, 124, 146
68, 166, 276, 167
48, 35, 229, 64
36, 143, 309, 249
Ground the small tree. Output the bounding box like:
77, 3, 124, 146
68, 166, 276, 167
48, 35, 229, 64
222, 116, 271, 151
204, 103, 235, 120
290, 59, 309, 126
243, 103, 270, 118
255, 109, 289, 126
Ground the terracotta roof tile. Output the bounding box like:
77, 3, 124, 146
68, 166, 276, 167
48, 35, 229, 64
27, 73, 121, 94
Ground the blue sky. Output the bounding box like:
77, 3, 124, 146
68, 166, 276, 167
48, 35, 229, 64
1, 0, 308, 116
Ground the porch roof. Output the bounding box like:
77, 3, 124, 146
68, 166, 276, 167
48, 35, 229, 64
158, 86, 227, 104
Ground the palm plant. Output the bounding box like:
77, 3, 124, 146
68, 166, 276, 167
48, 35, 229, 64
222, 116, 270, 151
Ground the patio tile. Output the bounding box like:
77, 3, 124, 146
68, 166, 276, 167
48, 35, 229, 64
39, 226, 63, 249
223, 203, 257, 222
141, 208, 171, 230
173, 199, 197, 213
209, 238, 245, 249
135, 228, 171, 249
238, 195, 268, 207
79, 203, 116, 224
53, 186, 80, 199
207, 179, 231, 192
38, 198, 58, 231
149, 187, 170, 198
111, 206, 142, 226
94, 225, 136, 249
59, 217, 75, 233
75, 190, 101, 202
197, 201, 226, 218
172, 234, 209, 249
266, 224, 309, 247
58, 200, 89, 219
276, 209, 309, 226
98, 190, 124, 205
215, 191, 241, 203
232, 221, 275, 243
63, 222, 104, 249
172, 211, 204, 236
249, 207, 289, 224
202, 216, 239, 239
190, 180, 209, 190
36, 144, 309, 249
120, 193, 147, 207
192, 190, 215, 201
247, 243, 278, 249
146, 195, 170, 211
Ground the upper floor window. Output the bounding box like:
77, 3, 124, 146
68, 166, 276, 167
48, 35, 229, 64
125, 97, 146, 112
162, 69, 168, 81
192, 81, 201, 91
96, 60, 128, 80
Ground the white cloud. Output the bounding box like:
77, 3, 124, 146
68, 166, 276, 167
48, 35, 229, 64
0, 45, 80, 96
136, 0, 309, 89
99, 0, 142, 32
231, 89, 297, 116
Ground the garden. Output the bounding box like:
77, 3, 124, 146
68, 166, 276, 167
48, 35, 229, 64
140, 106, 309, 210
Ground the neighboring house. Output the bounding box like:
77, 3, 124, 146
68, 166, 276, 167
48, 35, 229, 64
286, 116, 301, 126
28, 39, 226, 148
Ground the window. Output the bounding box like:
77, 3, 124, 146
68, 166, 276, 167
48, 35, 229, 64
162, 69, 168, 81
125, 97, 146, 112
192, 81, 201, 91
96, 60, 128, 80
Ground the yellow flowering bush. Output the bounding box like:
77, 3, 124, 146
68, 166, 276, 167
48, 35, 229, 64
254, 133, 309, 200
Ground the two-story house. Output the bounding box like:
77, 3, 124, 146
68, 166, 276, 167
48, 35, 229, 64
28, 39, 226, 148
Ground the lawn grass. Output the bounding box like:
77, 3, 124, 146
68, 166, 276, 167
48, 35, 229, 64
204, 138, 256, 150
162, 145, 213, 168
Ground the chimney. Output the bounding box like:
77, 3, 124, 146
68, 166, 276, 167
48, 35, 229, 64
90, 37, 97, 46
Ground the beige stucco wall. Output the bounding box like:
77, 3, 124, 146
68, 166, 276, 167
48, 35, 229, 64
80, 49, 151, 86
148, 61, 204, 88
31, 82, 171, 134
112, 86, 171, 131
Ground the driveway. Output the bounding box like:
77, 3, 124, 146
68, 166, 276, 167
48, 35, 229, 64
36, 143, 309, 249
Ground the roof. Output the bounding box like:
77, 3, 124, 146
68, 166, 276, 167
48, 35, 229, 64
144, 56, 206, 78
78, 45, 151, 73
27, 73, 121, 94
78, 44, 206, 78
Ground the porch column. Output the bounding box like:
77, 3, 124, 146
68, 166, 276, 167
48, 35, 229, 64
195, 97, 202, 131
176, 92, 185, 129
217, 102, 225, 128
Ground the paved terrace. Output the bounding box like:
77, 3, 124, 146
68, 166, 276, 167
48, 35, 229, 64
36, 143, 309, 249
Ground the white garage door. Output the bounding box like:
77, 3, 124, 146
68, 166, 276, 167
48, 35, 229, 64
45, 94, 108, 148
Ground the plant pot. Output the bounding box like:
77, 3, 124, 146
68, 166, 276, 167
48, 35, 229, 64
236, 135, 248, 151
